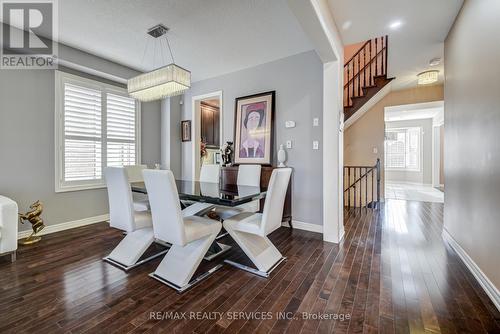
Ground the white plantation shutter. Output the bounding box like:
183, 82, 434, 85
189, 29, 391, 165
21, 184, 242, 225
56, 72, 140, 192
385, 127, 421, 171
63, 83, 102, 181
106, 93, 137, 167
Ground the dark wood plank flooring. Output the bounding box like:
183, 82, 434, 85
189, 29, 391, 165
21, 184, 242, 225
0, 200, 499, 333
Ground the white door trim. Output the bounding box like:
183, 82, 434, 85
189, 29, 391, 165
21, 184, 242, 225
191, 91, 223, 181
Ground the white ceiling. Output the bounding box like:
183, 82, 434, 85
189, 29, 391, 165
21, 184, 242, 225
57, 0, 313, 82
385, 101, 444, 123
328, 0, 463, 90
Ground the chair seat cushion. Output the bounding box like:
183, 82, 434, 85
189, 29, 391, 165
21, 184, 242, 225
133, 210, 153, 230
224, 212, 263, 235
183, 216, 221, 243
133, 199, 150, 211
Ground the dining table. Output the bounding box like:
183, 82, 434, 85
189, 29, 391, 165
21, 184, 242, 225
131, 179, 267, 260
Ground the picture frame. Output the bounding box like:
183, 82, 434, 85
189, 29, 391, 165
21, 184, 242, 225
234, 91, 275, 165
181, 120, 191, 142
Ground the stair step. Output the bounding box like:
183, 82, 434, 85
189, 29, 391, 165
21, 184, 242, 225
344, 75, 394, 120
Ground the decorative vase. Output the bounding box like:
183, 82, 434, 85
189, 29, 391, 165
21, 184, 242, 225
278, 144, 287, 167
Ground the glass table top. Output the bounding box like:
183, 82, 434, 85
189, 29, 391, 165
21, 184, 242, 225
131, 180, 266, 207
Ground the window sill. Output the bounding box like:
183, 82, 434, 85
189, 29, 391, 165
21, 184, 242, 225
386, 168, 421, 172
55, 183, 106, 193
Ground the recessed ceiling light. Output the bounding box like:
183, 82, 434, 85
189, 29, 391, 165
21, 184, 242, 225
342, 21, 352, 30
389, 20, 403, 30
429, 58, 441, 66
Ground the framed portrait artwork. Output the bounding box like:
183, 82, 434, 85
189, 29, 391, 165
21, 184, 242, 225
181, 120, 191, 142
234, 91, 275, 165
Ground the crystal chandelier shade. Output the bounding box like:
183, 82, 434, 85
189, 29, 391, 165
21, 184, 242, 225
128, 24, 191, 102
128, 64, 190, 102
417, 70, 439, 85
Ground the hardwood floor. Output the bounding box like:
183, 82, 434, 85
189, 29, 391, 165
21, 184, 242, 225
0, 200, 499, 333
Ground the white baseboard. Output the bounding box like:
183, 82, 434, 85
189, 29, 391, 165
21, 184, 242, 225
18, 214, 109, 239
442, 229, 500, 311
282, 220, 323, 234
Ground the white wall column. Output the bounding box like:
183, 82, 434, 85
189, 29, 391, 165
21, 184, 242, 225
160, 97, 172, 170
323, 61, 345, 243
288, 0, 345, 243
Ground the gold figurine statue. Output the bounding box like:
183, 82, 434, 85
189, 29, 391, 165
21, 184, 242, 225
18, 200, 45, 245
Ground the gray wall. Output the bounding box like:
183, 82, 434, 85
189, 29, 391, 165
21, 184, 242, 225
0, 44, 161, 232
444, 0, 500, 290
385, 118, 433, 184
181, 50, 324, 225
141, 101, 162, 167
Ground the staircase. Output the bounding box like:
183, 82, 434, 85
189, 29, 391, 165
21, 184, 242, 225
344, 36, 393, 120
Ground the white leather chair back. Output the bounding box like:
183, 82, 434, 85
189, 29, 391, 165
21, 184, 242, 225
261, 168, 292, 235
104, 167, 135, 232
237, 165, 261, 186
142, 170, 186, 245
124, 164, 147, 183
200, 164, 220, 183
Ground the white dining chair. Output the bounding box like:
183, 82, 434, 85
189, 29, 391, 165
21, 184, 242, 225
103, 167, 168, 271
124, 164, 149, 212
223, 168, 292, 277
143, 169, 222, 292
215, 164, 262, 221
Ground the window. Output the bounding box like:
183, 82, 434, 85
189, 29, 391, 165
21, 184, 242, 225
385, 127, 421, 171
55, 71, 140, 192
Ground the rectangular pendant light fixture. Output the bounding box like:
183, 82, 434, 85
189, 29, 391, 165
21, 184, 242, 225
128, 64, 191, 102
128, 24, 191, 102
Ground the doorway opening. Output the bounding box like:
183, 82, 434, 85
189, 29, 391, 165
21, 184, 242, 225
191, 91, 223, 181
384, 101, 444, 203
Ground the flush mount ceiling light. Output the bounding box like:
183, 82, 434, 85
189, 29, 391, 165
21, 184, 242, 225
417, 70, 439, 85
429, 57, 442, 66
128, 24, 191, 102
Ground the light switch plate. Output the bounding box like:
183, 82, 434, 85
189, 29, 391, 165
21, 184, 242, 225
373, 147, 378, 154
313, 141, 319, 150
286, 140, 293, 149
313, 118, 319, 127
285, 120, 296, 128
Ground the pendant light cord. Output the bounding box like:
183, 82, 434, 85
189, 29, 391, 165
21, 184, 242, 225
165, 35, 175, 64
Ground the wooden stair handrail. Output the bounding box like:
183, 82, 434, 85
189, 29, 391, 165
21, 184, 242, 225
343, 47, 386, 89
344, 166, 375, 192
344, 39, 371, 67
343, 159, 380, 209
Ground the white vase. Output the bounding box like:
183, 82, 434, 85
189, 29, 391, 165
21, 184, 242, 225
278, 144, 287, 167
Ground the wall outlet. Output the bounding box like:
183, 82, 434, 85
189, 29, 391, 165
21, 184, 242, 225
373, 147, 378, 154
285, 120, 296, 128
286, 140, 293, 149
313, 141, 319, 150
313, 118, 319, 127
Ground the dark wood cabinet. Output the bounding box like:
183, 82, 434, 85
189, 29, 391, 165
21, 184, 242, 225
200, 102, 220, 148
220, 166, 292, 225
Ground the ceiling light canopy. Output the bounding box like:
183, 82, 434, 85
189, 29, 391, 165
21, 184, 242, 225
128, 24, 191, 102
417, 70, 439, 85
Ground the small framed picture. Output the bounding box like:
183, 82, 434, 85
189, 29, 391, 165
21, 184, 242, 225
234, 91, 275, 165
214, 152, 221, 164
181, 120, 191, 142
